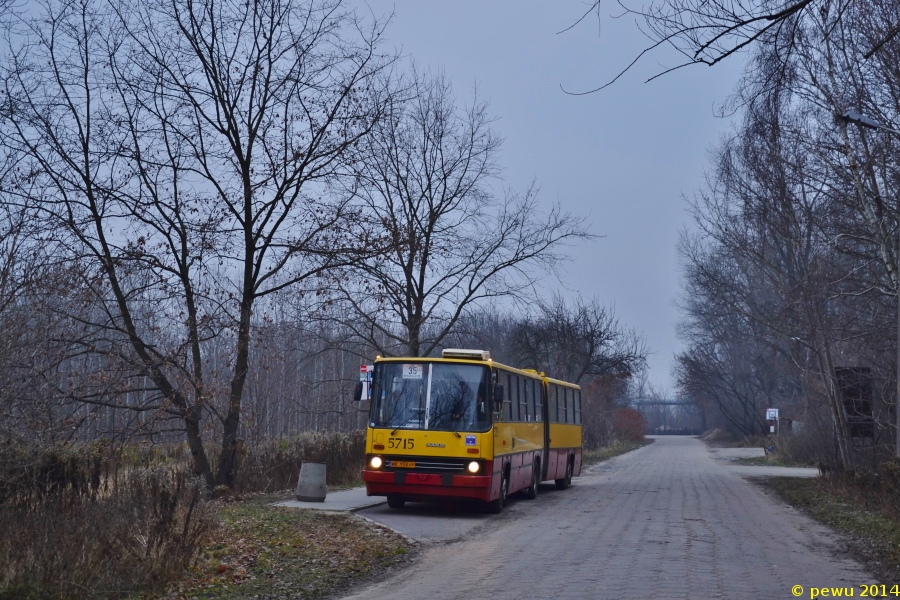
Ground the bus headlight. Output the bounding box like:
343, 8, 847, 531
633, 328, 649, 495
370, 456, 383, 469
467, 461, 480, 474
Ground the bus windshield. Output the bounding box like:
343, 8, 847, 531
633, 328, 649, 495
370, 362, 491, 432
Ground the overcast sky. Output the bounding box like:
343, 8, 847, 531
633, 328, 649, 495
353, 1, 746, 393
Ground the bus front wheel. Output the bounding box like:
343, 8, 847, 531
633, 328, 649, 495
387, 494, 405, 509
485, 474, 508, 514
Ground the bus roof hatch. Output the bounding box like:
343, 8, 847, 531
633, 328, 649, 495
441, 349, 491, 361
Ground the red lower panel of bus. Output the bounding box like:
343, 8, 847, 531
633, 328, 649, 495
545, 448, 582, 480
363, 468, 494, 502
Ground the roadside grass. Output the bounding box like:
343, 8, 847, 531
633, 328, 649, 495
731, 455, 813, 468
582, 438, 653, 468
700, 428, 772, 449
758, 477, 900, 583
164, 496, 413, 599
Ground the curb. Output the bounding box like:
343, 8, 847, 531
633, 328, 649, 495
352, 511, 419, 545
348, 500, 387, 512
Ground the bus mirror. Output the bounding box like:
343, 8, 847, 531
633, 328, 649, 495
353, 381, 363, 402
492, 383, 504, 405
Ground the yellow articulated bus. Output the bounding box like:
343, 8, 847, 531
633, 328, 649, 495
356, 349, 582, 513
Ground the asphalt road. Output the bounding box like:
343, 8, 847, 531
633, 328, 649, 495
342, 436, 873, 600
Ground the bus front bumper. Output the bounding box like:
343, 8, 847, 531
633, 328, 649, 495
362, 469, 494, 502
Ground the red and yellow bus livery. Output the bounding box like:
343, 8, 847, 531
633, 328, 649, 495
357, 349, 583, 513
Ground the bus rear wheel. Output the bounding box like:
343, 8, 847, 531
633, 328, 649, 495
485, 473, 508, 514
555, 460, 573, 490
386, 494, 405, 509
523, 461, 539, 500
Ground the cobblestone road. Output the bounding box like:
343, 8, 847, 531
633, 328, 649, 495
340, 436, 873, 600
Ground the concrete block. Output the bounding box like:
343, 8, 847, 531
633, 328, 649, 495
296, 461, 326, 502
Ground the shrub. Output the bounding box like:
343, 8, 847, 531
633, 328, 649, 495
699, 428, 739, 443
580, 376, 630, 449
0, 440, 111, 510
0, 430, 372, 596
613, 408, 645, 442
815, 457, 900, 525
233, 430, 366, 493
0, 462, 214, 599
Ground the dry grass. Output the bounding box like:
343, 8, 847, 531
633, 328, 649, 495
699, 428, 771, 448
0, 466, 214, 599
758, 477, 900, 584
582, 438, 653, 468
234, 431, 366, 493
0, 432, 386, 598
730, 455, 814, 467
166, 497, 413, 599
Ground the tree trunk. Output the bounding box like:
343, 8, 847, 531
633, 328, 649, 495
217, 299, 253, 487
184, 402, 214, 487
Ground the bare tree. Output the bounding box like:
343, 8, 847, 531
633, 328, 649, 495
675, 21, 900, 464
0, 0, 394, 486
510, 294, 647, 385
563, 0, 899, 92
331, 70, 591, 357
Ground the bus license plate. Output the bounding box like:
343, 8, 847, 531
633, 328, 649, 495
391, 461, 415, 468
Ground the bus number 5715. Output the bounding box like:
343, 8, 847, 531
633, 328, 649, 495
389, 437, 414, 449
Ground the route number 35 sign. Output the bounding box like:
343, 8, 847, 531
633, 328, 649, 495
402, 364, 423, 379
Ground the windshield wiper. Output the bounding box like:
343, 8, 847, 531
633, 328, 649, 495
390, 415, 419, 436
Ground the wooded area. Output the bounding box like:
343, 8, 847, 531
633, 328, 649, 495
664, 0, 900, 470
0, 0, 644, 489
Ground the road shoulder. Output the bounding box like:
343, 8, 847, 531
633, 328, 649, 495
755, 476, 900, 585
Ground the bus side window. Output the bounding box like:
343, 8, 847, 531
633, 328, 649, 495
530, 379, 537, 421
521, 378, 529, 421
557, 386, 563, 423
510, 375, 519, 421
535, 380, 543, 422
574, 390, 582, 425
567, 388, 575, 424
525, 379, 534, 422
560, 387, 567, 423
500, 373, 512, 421
552, 385, 559, 423
518, 377, 527, 421
547, 384, 554, 423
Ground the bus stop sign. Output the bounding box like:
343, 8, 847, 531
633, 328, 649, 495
359, 365, 373, 401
